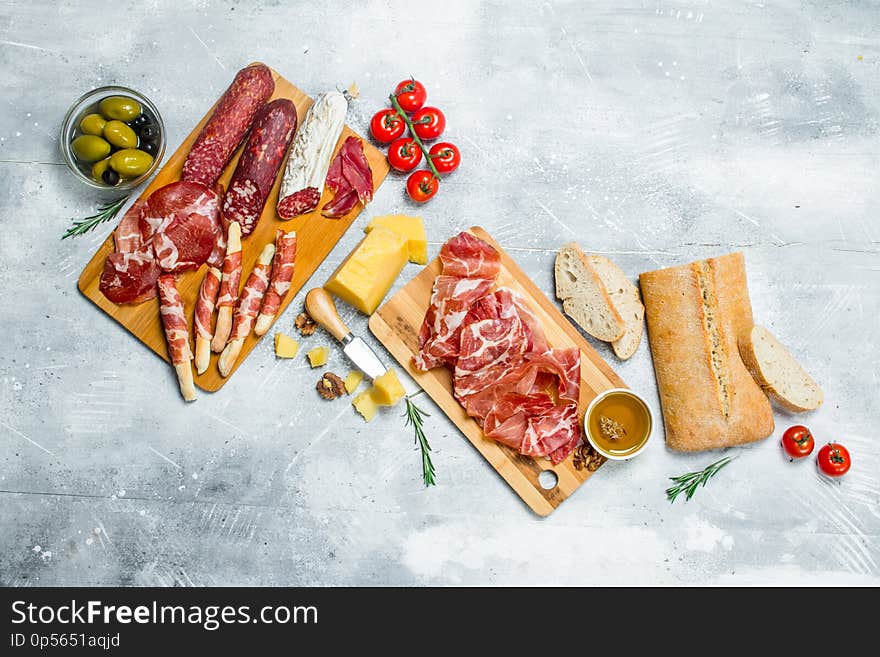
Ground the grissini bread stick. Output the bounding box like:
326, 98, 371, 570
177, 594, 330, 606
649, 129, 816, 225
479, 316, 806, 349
193, 266, 221, 374
254, 230, 297, 336
157, 274, 196, 402
218, 243, 275, 377
211, 221, 242, 352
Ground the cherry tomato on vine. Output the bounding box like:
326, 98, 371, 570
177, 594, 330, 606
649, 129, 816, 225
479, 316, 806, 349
817, 443, 851, 477
411, 107, 446, 141
428, 142, 460, 174
407, 170, 439, 203
394, 79, 427, 113
370, 109, 405, 143
781, 425, 815, 459
387, 137, 423, 172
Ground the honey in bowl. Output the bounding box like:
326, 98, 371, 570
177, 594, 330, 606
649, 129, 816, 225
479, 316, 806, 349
585, 389, 652, 459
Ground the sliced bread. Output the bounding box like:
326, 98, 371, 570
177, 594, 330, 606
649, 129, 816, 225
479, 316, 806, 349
588, 254, 645, 359
739, 324, 824, 412
554, 243, 625, 342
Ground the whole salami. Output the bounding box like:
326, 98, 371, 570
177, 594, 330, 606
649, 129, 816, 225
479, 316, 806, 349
222, 98, 297, 236
181, 63, 275, 188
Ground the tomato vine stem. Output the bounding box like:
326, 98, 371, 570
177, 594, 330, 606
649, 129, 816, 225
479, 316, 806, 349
389, 93, 443, 180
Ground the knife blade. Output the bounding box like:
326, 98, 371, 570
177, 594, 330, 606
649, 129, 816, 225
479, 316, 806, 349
304, 288, 388, 380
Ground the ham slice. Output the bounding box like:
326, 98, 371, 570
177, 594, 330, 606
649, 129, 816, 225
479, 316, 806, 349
321, 137, 373, 218
99, 249, 160, 305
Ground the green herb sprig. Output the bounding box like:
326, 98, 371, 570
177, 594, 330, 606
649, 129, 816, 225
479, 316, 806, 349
62, 195, 130, 240
404, 395, 436, 487
666, 456, 735, 503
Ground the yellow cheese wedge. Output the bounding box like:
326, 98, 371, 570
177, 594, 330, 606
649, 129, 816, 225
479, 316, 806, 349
371, 369, 406, 406
344, 370, 364, 394
352, 388, 378, 422
324, 226, 408, 315
306, 346, 328, 368
365, 215, 427, 265
274, 333, 300, 358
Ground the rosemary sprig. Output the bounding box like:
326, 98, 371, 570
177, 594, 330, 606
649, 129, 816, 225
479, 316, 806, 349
666, 456, 736, 503
62, 195, 130, 240
404, 395, 436, 487
389, 84, 443, 181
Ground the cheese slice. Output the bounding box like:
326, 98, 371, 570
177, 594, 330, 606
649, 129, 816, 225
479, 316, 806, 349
306, 346, 328, 367
352, 388, 379, 422
371, 369, 406, 406
344, 370, 364, 394
325, 226, 408, 315
365, 215, 427, 265
274, 333, 299, 358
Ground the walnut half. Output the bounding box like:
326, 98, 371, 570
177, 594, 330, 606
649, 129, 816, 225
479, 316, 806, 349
317, 372, 346, 400
295, 312, 318, 336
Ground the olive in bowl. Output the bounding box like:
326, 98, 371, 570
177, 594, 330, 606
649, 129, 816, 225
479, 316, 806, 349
60, 86, 165, 191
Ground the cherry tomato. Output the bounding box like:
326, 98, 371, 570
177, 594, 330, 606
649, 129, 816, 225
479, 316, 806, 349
817, 443, 851, 478
428, 142, 460, 174
370, 109, 405, 143
406, 170, 439, 203
394, 79, 427, 113
411, 107, 446, 141
387, 137, 423, 173
781, 425, 815, 459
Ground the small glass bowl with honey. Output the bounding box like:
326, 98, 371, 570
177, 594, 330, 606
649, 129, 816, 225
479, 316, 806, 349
584, 388, 653, 460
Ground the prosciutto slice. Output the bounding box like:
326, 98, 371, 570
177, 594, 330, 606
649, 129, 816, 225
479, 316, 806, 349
114, 199, 148, 253
321, 137, 373, 218
99, 249, 160, 305
254, 230, 297, 336
413, 231, 584, 465
157, 274, 196, 402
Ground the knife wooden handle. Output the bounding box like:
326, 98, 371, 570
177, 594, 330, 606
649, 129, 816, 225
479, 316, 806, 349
305, 288, 350, 342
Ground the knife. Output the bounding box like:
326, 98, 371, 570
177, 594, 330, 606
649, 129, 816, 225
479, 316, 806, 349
304, 288, 388, 380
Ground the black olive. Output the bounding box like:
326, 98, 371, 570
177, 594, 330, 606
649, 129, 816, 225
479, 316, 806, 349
129, 114, 149, 128
139, 125, 157, 140
102, 168, 121, 186
141, 141, 158, 156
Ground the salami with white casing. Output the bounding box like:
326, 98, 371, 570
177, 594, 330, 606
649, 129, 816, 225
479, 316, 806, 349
157, 274, 196, 402
254, 230, 297, 336
211, 222, 243, 352
193, 266, 221, 374
218, 243, 276, 377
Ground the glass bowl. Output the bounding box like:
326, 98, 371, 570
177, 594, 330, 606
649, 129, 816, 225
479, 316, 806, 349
60, 85, 166, 191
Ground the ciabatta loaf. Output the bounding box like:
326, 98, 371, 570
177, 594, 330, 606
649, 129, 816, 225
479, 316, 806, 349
555, 244, 625, 342
739, 325, 823, 412
639, 253, 774, 452
588, 254, 644, 360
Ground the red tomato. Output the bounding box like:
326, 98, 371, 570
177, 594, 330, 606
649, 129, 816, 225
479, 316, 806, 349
781, 425, 815, 459
387, 138, 423, 173
411, 107, 446, 141
394, 79, 427, 113
817, 443, 851, 477
429, 142, 460, 174
370, 109, 405, 143
406, 170, 439, 203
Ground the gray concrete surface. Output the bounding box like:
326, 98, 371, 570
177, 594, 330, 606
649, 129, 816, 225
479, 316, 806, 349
0, 0, 877, 586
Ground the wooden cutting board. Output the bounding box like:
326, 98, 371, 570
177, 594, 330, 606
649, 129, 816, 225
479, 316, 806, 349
369, 227, 625, 516
78, 64, 389, 392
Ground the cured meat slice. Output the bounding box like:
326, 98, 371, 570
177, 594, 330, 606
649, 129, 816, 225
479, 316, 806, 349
114, 199, 148, 252
254, 230, 296, 336
181, 63, 275, 188
454, 317, 527, 399
222, 98, 298, 236
439, 231, 501, 279
99, 249, 159, 304
321, 136, 373, 218
193, 266, 221, 374
217, 243, 275, 377
157, 274, 196, 402
211, 222, 243, 352
152, 211, 215, 273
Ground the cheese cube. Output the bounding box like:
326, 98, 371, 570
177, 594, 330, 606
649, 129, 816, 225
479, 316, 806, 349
352, 388, 378, 422
306, 346, 328, 368
344, 370, 364, 394
324, 227, 408, 315
274, 333, 299, 358
365, 215, 427, 265
371, 369, 406, 407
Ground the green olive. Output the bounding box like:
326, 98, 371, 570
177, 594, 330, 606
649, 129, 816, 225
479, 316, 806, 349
91, 157, 112, 181
79, 113, 106, 136
98, 96, 141, 121
71, 135, 111, 162
109, 148, 153, 177
103, 120, 138, 148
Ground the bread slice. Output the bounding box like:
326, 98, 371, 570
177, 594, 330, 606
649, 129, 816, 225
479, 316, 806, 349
587, 254, 644, 359
555, 244, 625, 342
739, 325, 823, 412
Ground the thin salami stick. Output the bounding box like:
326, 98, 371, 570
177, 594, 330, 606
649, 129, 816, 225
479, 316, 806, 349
157, 274, 196, 402
193, 266, 221, 374
218, 243, 275, 377
254, 230, 297, 336
211, 222, 242, 352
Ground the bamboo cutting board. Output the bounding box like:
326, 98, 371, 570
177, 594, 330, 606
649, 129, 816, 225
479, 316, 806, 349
369, 227, 625, 516
78, 64, 389, 392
